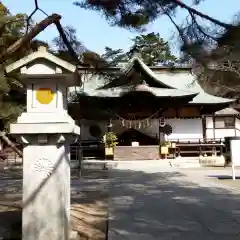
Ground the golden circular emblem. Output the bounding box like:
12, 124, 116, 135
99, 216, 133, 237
36, 88, 54, 104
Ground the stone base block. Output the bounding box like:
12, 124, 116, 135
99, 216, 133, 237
199, 156, 225, 167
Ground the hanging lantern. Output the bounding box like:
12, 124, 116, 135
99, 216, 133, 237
134, 120, 138, 129
159, 117, 165, 127
107, 119, 113, 132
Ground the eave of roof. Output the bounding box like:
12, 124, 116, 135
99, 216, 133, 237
189, 93, 235, 105
79, 85, 198, 99
215, 107, 239, 115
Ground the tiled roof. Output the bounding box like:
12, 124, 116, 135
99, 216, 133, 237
215, 108, 239, 115
81, 57, 235, 105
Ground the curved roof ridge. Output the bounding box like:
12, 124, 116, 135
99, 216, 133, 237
123, 57, 176, 89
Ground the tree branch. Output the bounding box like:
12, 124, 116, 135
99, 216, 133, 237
0, 132, 22, 157
54, 21, 81, 63
0, 14, 61, 62
188, 11, 217, 41
171, 0, 232, 28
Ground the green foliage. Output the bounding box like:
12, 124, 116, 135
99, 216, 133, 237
101, 47, 127, 66
102, 32, 176, 66
0, 4, 22, 129
102, 132, 118, 148
0, 3, 48, 130
159, 140, 170, 147
74, 0, 212, 30
128, 32, 177, 66
74, 0, 179, 30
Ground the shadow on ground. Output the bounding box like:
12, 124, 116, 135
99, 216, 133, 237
0, 169, 108, 240
2, 167, 240, 239
0, 208, 21, 239
107, 168, 240, 240
207, 175, 240, 180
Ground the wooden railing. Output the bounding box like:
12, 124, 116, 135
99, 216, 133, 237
168, 138, 225, 158
169, 138, 223, 144
71, 140, 104, 161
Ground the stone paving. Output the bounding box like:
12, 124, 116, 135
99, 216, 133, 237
108, 163, 240, 239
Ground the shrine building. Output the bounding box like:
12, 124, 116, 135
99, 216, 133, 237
6, 47, 240, 163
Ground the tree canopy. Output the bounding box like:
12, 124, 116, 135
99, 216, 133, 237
102, 32, 177, 66
0, 3, 27, 130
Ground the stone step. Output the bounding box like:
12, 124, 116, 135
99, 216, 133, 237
82, 161, 107, 170
170, 158, 200, 168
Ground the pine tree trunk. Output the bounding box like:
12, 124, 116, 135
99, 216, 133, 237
0, 131, 22, 157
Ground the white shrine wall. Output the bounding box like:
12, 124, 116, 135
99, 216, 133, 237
165, 119, 203, 141
206, 116, 215, 139
206, 128, 237, 139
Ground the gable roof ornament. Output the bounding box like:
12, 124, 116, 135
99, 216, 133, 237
128, 46, 142, 59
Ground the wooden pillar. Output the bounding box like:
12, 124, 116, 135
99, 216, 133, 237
234, 116, 237, 136
202, 116, 207, 141
213, 115, 216, 139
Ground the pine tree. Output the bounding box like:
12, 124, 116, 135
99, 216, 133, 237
0, 3, 26, 131
102, 32, 176, 66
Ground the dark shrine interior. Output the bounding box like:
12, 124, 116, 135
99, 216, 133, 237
118, 128, 158, 146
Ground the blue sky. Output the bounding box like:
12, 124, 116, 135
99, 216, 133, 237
4, 0, 240, 54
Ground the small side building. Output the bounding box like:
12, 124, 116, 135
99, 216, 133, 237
205, 108, 240, 140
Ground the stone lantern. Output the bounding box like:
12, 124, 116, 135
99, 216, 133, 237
6, 46, 80, 239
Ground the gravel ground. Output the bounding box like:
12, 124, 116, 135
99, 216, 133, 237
108, 163, 240, 240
